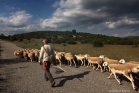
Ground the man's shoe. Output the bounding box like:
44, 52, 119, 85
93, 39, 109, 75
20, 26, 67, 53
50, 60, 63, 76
51, 81, 55, 87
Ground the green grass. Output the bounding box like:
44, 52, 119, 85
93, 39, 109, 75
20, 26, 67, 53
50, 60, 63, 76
12, 38, 139, 62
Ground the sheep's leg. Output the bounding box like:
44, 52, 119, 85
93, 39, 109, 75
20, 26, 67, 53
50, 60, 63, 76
108, 72, 113, 78
113, 72, 122, 85
83, 59, 86, 66
99, 65, 103, 73
80, 60, 83, 66
59, 59, 62, 66
77, 60, 80, 65
82, 60, 85, 66
103, 66, 106, 72
69, 60, 72, 66
86, 62, 90, 68
92, 64, 96, 70
73, 60, 77, 67
67, 60, 69, 65
104, 66, 109, 72
106, 67, 110, 72
24, 57, 27, 62
108, 66, 111, 72
124, 74, 136, 90
96, 64, 102, 71
96, 64, 100, 70
90, 63, 92, 67
30, 57, 32, 62
130, 73, 134, 82
108, 71, 122, 85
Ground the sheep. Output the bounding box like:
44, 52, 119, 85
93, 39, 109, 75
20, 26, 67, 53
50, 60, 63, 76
74, 54, 85, 66
119, 60, 139, 79
84, 54, 105, 72
33, 49, 40, 62
119, 60, 139, 65
103, 62, 139, 90
14, 50, 19, 58
55, 52, 65, 66
64, 53, 77, 67
28, 52, 35, 62
14, 49, 23, 58
23, 51, 28, 61
102, 58, 125, 72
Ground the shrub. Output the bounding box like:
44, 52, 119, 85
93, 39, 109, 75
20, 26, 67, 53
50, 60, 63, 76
93, 40, 103, 47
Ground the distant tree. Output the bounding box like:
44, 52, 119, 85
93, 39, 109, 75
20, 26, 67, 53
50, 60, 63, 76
18, 38, 23, 42
93, 40, 103, 47
67, 39, 77, 44
80, 40, 87, 44
72, 29, 76, 33
27, 37, 30, 40
0, 33, 5, 36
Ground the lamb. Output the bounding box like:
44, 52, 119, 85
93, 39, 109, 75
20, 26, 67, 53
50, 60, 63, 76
103, 62, 139, 90
64, 53, 77, 67
84, 54, 105, 72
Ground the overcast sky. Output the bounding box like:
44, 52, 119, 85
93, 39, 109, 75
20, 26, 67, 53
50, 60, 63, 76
0, 0, 139, 37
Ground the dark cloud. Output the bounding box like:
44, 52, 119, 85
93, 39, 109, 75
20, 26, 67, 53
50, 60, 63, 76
81, 0, 139, 20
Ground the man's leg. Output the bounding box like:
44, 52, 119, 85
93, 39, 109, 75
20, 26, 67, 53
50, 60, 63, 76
45, 61, 55, 87
44, 72, 48, 81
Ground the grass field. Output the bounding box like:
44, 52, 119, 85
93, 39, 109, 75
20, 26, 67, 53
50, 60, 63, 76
13, 38, 139, 62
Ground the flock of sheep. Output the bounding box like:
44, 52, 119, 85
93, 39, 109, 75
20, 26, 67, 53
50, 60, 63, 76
14, 49, 139, 90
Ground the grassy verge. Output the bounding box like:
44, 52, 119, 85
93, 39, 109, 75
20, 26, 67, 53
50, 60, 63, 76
12, 38, 139, 62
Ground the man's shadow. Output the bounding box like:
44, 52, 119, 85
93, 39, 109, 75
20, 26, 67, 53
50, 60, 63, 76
54, 71, 90, 87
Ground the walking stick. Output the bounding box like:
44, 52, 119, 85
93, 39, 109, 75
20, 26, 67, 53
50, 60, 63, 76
53, 65, 67, 72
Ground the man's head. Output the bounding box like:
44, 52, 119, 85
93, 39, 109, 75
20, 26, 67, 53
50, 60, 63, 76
43, 39, 48, 44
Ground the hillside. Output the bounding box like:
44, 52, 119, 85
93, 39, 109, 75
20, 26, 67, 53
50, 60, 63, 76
0, 31, 139, 45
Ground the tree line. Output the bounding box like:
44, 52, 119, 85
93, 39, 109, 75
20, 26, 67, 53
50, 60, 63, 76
0, 30, 139, 47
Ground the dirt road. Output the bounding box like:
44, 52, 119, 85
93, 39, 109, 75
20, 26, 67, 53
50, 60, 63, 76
0, 40, 138, 93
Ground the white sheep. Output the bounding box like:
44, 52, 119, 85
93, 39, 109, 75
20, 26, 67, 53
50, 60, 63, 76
102, 58, 125, 72
55, 52, 65, 66
103, 62, 139, 90
74, 54, 85, 66
64, 53, 77, 67
14, 49, 23, 58
84, 54, 105, 72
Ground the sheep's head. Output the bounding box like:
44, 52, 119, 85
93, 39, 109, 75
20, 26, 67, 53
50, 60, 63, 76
99, 55, 105, 58
132, 65, 139, 73
119, 59, 126, 64
103, 62, 108, 67
84, 54, 88, 59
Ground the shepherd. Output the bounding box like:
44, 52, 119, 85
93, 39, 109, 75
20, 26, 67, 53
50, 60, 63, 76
38, 39, 57, 87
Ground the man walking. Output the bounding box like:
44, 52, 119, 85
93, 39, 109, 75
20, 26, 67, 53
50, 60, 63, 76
39, 39, 56, 87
